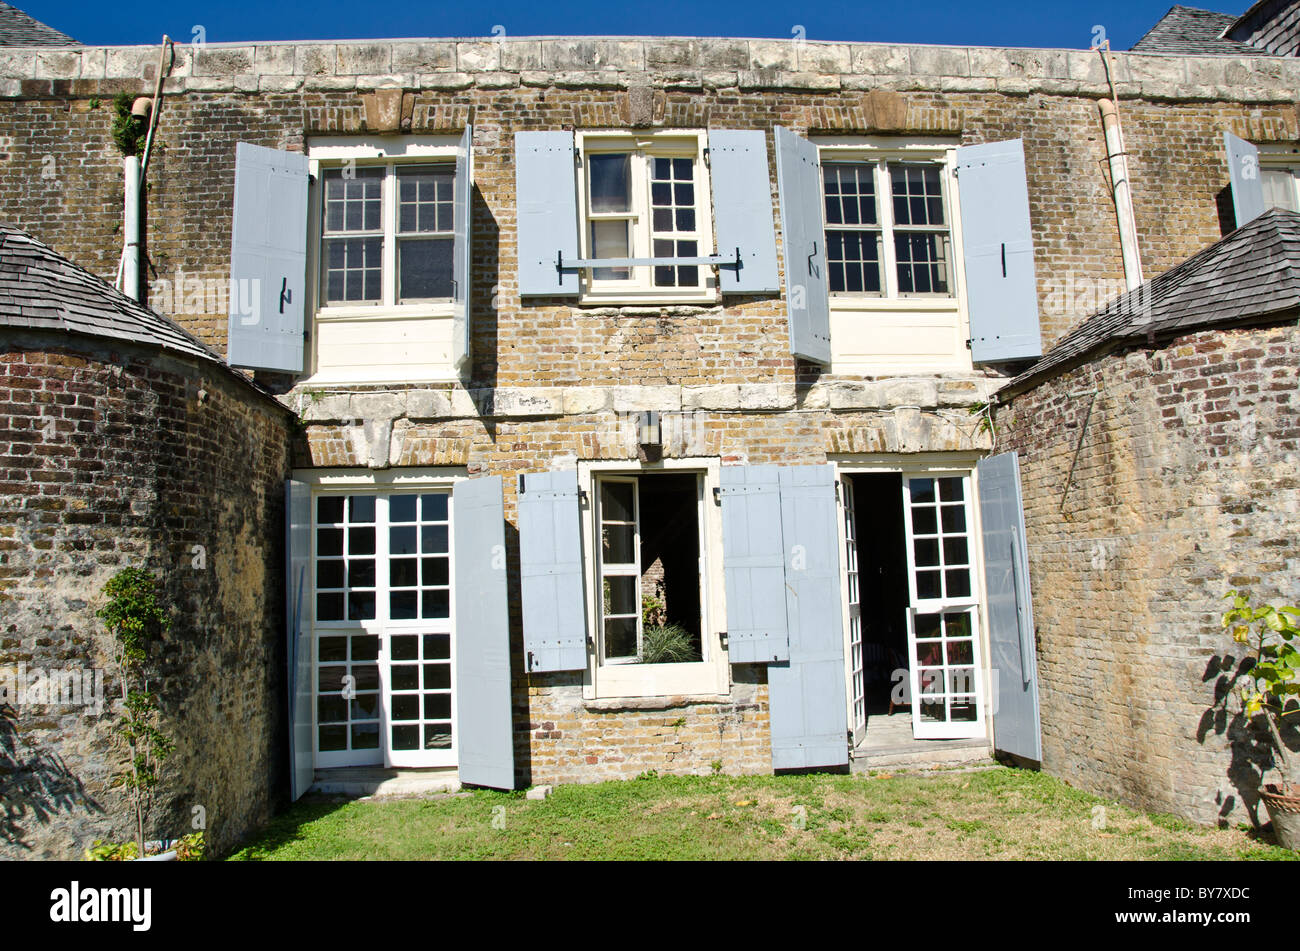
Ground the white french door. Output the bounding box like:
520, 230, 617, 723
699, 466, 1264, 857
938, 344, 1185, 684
901, 474, 986, 739
841, 478, 866, 745
312, 490, 457, 769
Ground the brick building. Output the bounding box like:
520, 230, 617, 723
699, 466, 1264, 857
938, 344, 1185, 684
996, 208, 1300, 826
3, 8, 1300, 855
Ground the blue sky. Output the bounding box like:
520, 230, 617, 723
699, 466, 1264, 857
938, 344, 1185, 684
24, 1, 1252, 50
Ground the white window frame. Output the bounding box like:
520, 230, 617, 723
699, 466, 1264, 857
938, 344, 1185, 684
304, 135, 461, 385
816, 136, 973, 375
575, 130, 719, 306
295, 466, 466, 770
1258, 145, 1300, 213
578, 457, 730, 700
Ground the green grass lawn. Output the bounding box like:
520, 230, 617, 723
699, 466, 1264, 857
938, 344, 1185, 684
228, 767, 1296, 861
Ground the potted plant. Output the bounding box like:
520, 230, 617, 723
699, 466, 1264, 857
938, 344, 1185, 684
97, 568, 174, 859
1221, 589, 1300, 849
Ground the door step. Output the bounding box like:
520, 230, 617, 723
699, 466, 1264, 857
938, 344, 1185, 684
310, 766, 461, 799
850, 740, 993, 772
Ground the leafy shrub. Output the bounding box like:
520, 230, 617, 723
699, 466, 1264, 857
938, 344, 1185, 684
639, 623, 699, 665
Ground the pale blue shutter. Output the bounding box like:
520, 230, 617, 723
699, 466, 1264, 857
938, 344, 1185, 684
774, 127, 831, 363
768, 465, 848, 770
515, 131, 580, 297
955, 139, 1042, 364
518, 469, 587, 671
977, 451, 1042, 763
227, 143, 309, 372
285, 479, 314, 801
453, 476, 516, 789
708, 130, 780, 294
451, 125, 474, 373
719, 465, 790, 663
1224, 131, 1265, 229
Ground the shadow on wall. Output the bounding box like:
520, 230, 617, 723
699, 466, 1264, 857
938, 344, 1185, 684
0, 702, 101, 852
1200, 653, 1300, 827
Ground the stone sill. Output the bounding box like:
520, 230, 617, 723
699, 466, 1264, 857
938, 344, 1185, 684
584, 693, 734, 712
286, 377, 1006, 423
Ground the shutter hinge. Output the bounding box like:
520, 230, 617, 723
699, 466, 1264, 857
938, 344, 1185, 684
965, 339, 972, 351
527, 650, 535, 671
712, 486, 722, 506
835, 480, 841, 502
703, 146, 710, 169
518, 473, 526, 494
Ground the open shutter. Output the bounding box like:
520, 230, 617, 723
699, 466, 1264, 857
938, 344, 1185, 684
774, 127, 831, 363
768, 465, 848, 770
1224, 131, 1265, 229
453, 476, 516, 789
518, 469, 587, 672
451, 125, 474, 373
515, 131, 580, 297
285, 479, 314, 801
977, 451, 1042, 763
227, 143, 309, 372
719, 465, 790, 663
708, 130, 780, 294
955, 139, 1042, 364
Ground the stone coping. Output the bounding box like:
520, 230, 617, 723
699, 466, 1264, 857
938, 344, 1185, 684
1, 37, 1297, 102
290, 377, 1003, 422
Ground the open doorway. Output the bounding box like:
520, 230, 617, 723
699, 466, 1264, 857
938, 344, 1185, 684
842, 469, 989, 752
844, 473, 912, 748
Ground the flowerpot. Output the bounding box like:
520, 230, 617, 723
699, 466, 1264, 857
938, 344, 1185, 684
1260, 784, 1300, 851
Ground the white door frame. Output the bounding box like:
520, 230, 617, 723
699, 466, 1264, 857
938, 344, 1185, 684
831, 456, 992, 745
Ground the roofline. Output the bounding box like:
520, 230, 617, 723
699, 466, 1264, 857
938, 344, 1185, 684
995, 306, 1300, 402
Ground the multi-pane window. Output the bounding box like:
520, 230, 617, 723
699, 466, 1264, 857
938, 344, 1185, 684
823, 156, 954, 298
312, 490, 455, 767
905, 476, 973, 603
580, 139, 709, 296
1261, 165, 1300, 213
320, 163, 455, 306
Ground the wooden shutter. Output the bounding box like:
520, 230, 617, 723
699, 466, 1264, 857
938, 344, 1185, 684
285, 478, 314, 801
768, 465, 849, 770
515, 131, 580, 297
955, 139, 1043, 364
719, 465, 790, 663
453, 476, 516, 789
451, 125, 474, 373
1224, 131, 1265, 229
708, 129, 780, 294
517, 469, 588, 672
977, 451, 1042, 763
774, 127, 831, 363
227, 143, 309, 372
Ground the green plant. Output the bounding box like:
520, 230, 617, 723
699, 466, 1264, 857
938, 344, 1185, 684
641, 593, 666, 628
98, 567, 173, 856
109, 91, 148, 157
174, 830, 205, 861
639, 623, 700, 665
1222, 589, 1300, 796
88, 97, 101, 110
86, 839, 139, 861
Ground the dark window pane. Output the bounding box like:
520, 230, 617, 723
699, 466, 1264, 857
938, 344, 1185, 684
391, 724, 419, 750
318, 497, 344, 523
318, 725, 347, 751
390, 590, 418, 619
317, 560, 344, 589
352, 636, 379, 661
349, 496, 376, 523
422, 557, 449, 586
392, 665, 419, 690
352, 663, 380, 689
424, 693, 452, 720
421, 524, 449, 553
422, 589, 450, 619
317, 695, 347, 724
423, 664, 451, 689
347, 561, 375, 589
351, 723, 380, 750
319, 636, 347, 662
392, 695, 420, 721
399, 237, 454, 300
425, 724, 453, 749
390, 558, 418, 588
349, 527, 375, 555
425, 634, 450, 660
390, 495, 417, 522
316, 592, 344, 621
391, 526, 418, 556
392, 635, 419, 661
911, 507, 938, 536
421, 494, 448, 521
946, 569, 971, 598
589, 153, 631, 213
348, 591, 375, 620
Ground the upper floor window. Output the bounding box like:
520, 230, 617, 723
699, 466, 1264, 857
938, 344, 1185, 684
577, 132, 716, 303
305, 136, 464, 385
823, 155, 954, 299
320, 163, 455, 306
1261, 164, 1300, 213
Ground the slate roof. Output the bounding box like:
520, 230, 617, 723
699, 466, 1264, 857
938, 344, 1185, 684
0, 2, 77, 46
1130, 5, 1258, 54
1000, 208, 1300, 397
0, 224, 221, 364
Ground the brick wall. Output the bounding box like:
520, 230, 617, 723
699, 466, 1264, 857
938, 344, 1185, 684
997, 322, 1300, 825
0, 331, 293, 858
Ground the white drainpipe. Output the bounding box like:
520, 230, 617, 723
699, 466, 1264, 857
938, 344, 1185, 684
1098, 97, 1144, 292
122, 154, 140, 300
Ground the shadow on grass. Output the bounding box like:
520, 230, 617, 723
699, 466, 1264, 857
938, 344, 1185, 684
225, 796, 356, 860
